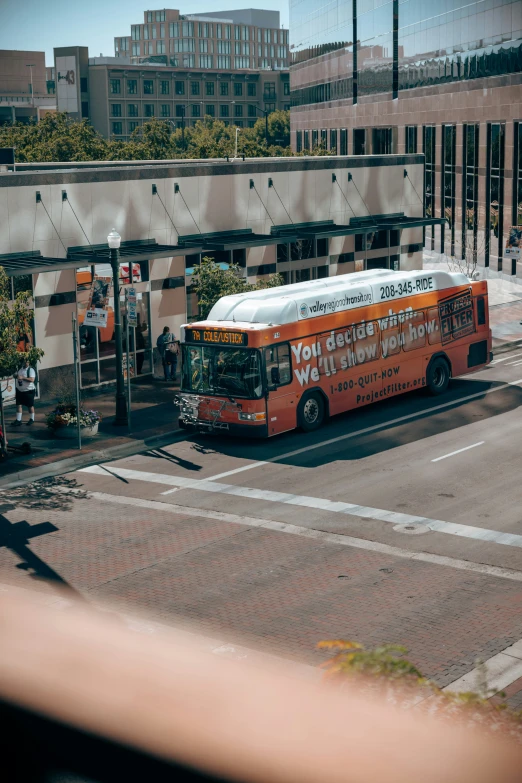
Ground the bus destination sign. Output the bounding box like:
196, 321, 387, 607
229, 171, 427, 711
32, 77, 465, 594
186, 328, 248, 346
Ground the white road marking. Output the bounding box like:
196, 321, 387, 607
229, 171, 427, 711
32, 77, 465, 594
491, 352, 522, 364
444, 640, 522, 695
80, 465, 522, 549
88, 491, 522, 582
204, 379, 522, 482
506, 359, 522, 367
431, 441, 484, 463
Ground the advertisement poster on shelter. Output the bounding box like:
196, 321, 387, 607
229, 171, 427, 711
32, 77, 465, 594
504, 226, 522, 260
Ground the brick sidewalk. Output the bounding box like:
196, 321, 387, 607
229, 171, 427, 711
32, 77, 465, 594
0, 377, 181, 481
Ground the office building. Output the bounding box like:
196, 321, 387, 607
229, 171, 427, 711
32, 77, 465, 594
55, 46, 290, 140
0, 50, 56, 124
289, 0, 522, 277
114, 7, 289, 71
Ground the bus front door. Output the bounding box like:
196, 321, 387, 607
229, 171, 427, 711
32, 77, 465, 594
265, 344, 297, 435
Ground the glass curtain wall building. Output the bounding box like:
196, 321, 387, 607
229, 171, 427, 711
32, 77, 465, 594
290, 0, 522, 275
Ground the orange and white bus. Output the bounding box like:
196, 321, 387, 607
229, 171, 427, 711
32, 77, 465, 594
178, 269, 491, 437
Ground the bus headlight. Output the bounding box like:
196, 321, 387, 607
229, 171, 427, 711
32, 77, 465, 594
238, 412, 266, 422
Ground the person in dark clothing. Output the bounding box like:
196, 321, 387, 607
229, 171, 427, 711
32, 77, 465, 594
156, 326, 177, 381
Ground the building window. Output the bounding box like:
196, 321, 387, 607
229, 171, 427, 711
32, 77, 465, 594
248, 104, 257, 117
199, 39, 211, 53
144, 104, 154, 117
191, 81, 200, 96
144, 25, 149, 40
131, 25, 140, 41
235, 120, 244, 127
303, 130, 310, 152
129, 121, 139, 133
143, 80, 154, 95
111, 104, 121, 117
169, 22, 179, 37
463, 124, 479, 264
109, 79, 121, 94
235, 25, 241, 40
486, 123, 505, 268
373, 128, 393, 154
234, 103, 243, 117
206, 82, 215, 96
192, 104, 201, 117
264, 81, 276, 99
161, 104, 171, 117
220, 104, 229, 117
82, 101, 89, 117
156, 10, 165, 22
330, 129, 337, 154
283, 81, 290, 96
128, 104, 138, 117
247, 82, 256, 97
160, 80, 169, 95
423, 126, 436, 250
311, 129, 318, 149
112, 122, 122, 135
182, 22, 194, 37
234, 82, 243, 96
234, 57, 250, 69
442, 125, 457, 256
146, 11, 152, 22
175, 105, 185, 117
199, 55, 213, 68
132, 43, 140, 57
205, 104, 215, 117
175, 81, 185, 95
127, 79, 137, 94
218, 40, 231, 54
156, 40, 165, 54
340, 128, 347, 155
217, 55, 231, 69
174, 38, 195, 53
264, 102, 275, 113
320, 129, 327, 149
80, 77, 88, 93
220, 82, 229, 96
296, 130, 302, 153
353, 128, 366, 155
405, 126, 417, 153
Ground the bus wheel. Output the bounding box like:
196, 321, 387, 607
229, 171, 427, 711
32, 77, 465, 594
298, 393, 325, 432
427, 357, 450, 395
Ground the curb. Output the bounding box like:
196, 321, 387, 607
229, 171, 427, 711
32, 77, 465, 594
0, 429, 189, 490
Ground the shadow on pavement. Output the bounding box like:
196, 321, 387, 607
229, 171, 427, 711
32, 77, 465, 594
188, 378, 522, 470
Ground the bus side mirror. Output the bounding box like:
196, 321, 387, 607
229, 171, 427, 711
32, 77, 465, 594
271, 366, 280, 386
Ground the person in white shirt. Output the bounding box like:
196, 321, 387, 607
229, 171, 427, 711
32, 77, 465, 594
13, 360, 36, 426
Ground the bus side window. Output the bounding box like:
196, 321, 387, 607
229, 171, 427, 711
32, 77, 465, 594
265, 344, 291, 386
402, 310, 426, 352
381, 323, 401, 358
477, 296, 486, 325
354, 321, 380, 364
426, 307, 441, 345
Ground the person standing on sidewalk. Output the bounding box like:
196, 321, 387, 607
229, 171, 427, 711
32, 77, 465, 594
13, 359, 36, 426
156, 326, 177, 382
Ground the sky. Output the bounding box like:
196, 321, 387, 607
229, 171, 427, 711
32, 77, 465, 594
0, 0, 290, 65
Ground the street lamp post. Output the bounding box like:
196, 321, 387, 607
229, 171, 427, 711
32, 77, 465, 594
26, 64, 35, 109
107, 228, 128, 426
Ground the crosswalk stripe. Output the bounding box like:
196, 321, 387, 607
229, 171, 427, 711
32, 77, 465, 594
80, 465, 522, 549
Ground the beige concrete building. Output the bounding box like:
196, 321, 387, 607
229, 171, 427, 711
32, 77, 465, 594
289, 0, 522, 278
0, 50, 56, 124
0, 153, 432, 398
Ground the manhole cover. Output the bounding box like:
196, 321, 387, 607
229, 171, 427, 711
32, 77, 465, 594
393, 523, 430, 535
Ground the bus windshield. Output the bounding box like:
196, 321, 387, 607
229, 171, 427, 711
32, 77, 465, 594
181, 345, 263, 399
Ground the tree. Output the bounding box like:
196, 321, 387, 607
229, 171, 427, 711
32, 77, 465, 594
0, 113, 109, 162
0, 268, 44, 449
251, 109, 290, 148
191, 256, 283, 320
